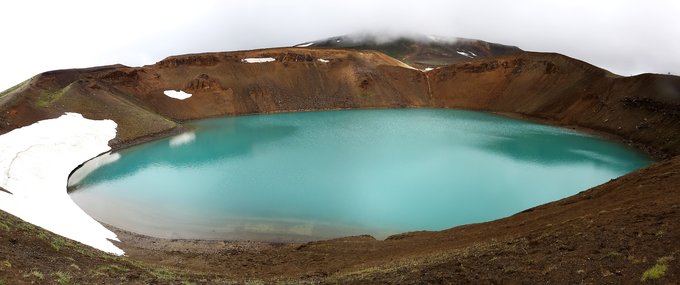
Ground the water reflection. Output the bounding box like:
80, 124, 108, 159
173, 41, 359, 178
68, 109, 651, 241
478, 130, 646, 172
168, 131, 196, 147
68, 152, 121, 187
71, 122, 297, 187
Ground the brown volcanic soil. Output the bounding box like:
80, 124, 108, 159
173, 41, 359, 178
429, 53, 680, 158
1, 47, 680, 284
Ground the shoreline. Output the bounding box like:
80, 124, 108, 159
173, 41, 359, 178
493, 111, 668, 161
84, 106, 666, 253
104, 223, 298, 256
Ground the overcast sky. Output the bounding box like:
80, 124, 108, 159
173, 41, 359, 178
1, 0, 679, 90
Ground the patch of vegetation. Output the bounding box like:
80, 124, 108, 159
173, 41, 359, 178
75, 246, 93, 257
37, 232, 72, 252
37, 231, 48, 240
0, 79, 29, 98
0, 221, 9, 232
49, 235, 73, 252
50, 239, 63, 251
657, 256, 674, 264
68, 263, 81, 271
90, 264, 130, 277
24, 270, 44, 280
641, 264, 667, 281
641, 256, 674, 282
627, 255, 644, 264
1, 260, 10, 269
15, 220, 37, 231
53, 271, 71, 285
99, 252, 121, 261
151, 267, 178, 281
37, 85, 70, 108
91, 264, 129, 277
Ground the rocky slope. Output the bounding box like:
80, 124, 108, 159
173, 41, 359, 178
428, 52, 680, 156
1, 41, 679, 283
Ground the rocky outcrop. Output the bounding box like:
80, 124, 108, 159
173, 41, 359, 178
157, 54, 220, 68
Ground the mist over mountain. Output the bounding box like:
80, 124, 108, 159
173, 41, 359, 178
295, 33, 522, 68
2, 1, 679, 91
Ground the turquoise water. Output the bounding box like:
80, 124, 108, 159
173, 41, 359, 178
69, 109, 652, 241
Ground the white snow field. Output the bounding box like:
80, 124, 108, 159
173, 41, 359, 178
0, 113, 124, 255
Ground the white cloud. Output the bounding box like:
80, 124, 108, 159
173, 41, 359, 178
1, 0, 679, 90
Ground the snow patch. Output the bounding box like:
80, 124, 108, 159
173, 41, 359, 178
423, 67, 434, 72
317, 58, 330, 63
296, 42, 314, 47
0, 113, 123, 255
242, 57, 276, 63
163, 90, 192, 100
456, 50, 476, 58
169, 131, 196, 147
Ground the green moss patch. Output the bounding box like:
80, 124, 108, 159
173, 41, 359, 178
641, 256, 674, 282
0, 222, 9, 232
641, 264, 667, 281
37, 85, 70, 108
0, 79, 29, 98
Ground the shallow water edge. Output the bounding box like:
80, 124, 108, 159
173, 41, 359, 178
70, 108, 652, 239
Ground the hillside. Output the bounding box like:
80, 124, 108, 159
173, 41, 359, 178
1, 39, 679, 283
0, 48, 429, 147
428, 52, 680, 156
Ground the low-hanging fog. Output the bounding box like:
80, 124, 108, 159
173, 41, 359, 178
1, 0, 678, 90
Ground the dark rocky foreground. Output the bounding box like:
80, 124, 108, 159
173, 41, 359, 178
1, 43, 679, 283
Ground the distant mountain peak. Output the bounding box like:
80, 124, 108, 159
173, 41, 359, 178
294, 33, 522, 68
